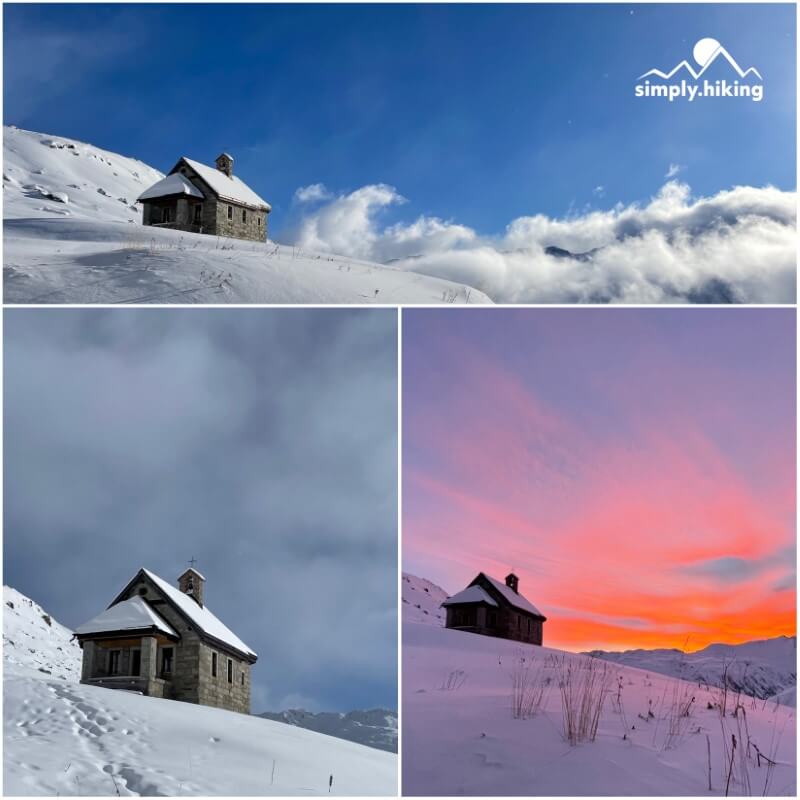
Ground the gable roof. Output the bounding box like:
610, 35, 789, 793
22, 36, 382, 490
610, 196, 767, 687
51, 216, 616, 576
76, 595, 178, 637
109, 568, 257, 661
471, 572, 546, 619
140, 569, 257, 660
442, 585, 498, 607
137, 173, 205, 202
175, 157, 271, 211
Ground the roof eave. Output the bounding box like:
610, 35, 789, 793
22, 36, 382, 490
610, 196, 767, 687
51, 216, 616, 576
441, 599, 496, 607
216, 194, 271, 212
137, 192, 202, 204
75, 625, 179, 642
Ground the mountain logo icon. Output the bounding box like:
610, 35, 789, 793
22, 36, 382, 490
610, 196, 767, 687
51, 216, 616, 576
638, 38, 762, 81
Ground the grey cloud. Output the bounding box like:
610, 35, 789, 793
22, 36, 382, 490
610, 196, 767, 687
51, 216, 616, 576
680, 546, 796, 585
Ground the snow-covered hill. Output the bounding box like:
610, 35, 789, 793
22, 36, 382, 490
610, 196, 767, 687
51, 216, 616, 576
257, 708, 397, 752
3, 586, 82, 681
3, 126, 489, 304
3, 588, 397, 795
402, 621, 796, 796
401, 573, 448, 626
587, 637, 797, 704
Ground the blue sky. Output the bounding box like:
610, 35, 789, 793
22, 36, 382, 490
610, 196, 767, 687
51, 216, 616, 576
4, 3, 796, 237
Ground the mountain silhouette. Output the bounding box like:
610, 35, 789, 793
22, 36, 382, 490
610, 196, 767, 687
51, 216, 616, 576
639, 44, 762, 81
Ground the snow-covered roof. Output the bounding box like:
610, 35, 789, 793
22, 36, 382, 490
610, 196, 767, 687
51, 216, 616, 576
442, 586, 498, 607
179, 158, 271, 211
142, 569, 257, 659
482, 574, 545, 618
137, 173, 204, 202
76, 596, 178, 637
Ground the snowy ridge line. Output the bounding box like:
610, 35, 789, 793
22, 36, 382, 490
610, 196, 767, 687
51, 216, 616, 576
587, 636, 796, 704
257, 708, 398, 753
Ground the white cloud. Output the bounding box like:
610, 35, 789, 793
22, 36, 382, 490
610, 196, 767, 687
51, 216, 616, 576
293, 182, 332, 203
665, 163, 684, 178
593, 185, 606, 197
290, 180, 796, 303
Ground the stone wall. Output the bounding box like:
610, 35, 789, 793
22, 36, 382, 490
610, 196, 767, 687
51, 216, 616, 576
120, 574, 251, 713
197, 642, 251, 714
213, 200, 268, 242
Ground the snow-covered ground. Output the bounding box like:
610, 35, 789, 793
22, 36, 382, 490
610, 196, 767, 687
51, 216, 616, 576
3, 587, 397, 795
402, 621, 796, 796
401, 573, 448, 626
257, 708, 397, 753
3, 126, 489, 304
588, 638, 797, 705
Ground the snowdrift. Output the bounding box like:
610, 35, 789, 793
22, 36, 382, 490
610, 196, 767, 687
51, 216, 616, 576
402, 621, 796, 796
3, 126, 489, 304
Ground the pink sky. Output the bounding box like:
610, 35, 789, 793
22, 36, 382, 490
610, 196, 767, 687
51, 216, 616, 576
403, 309, 796, 652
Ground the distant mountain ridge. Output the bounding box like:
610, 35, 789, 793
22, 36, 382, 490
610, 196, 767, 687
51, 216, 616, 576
587, 636, 796, 704
257, 708, 397, 752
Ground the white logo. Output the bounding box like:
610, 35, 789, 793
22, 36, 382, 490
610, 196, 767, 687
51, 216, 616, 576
635, 38, 763, 102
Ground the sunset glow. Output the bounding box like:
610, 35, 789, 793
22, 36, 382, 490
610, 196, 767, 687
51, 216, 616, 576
403, 309, 796, 652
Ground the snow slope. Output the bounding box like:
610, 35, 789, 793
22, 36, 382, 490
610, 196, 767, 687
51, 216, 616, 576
257, 708, 397, 753
402, 621, 796, 796
3, 588, 397, 795
401, 573, 448, 626
771, 686, 797, 708
587, 637, 797, 704
3, 126, 489, 304
3, 586, 82, 682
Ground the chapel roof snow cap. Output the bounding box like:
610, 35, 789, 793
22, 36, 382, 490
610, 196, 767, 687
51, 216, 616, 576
137, 172, 204, 202
141, 568, 257, 659
481, 573, 546, 618
442, 585, 498, 607
75, 595, 178, 637
178, 157, 271, 211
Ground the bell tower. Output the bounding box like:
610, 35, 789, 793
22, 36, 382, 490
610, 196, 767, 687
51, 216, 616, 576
178, 565, 205, 606
505, 572, 519, 594
215, 153, 234, 177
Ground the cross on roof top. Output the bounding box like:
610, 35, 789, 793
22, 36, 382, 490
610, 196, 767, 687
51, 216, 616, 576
189, 556, 197, 569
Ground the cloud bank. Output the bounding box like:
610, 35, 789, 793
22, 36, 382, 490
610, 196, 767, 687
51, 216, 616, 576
290, 181, 796, 303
